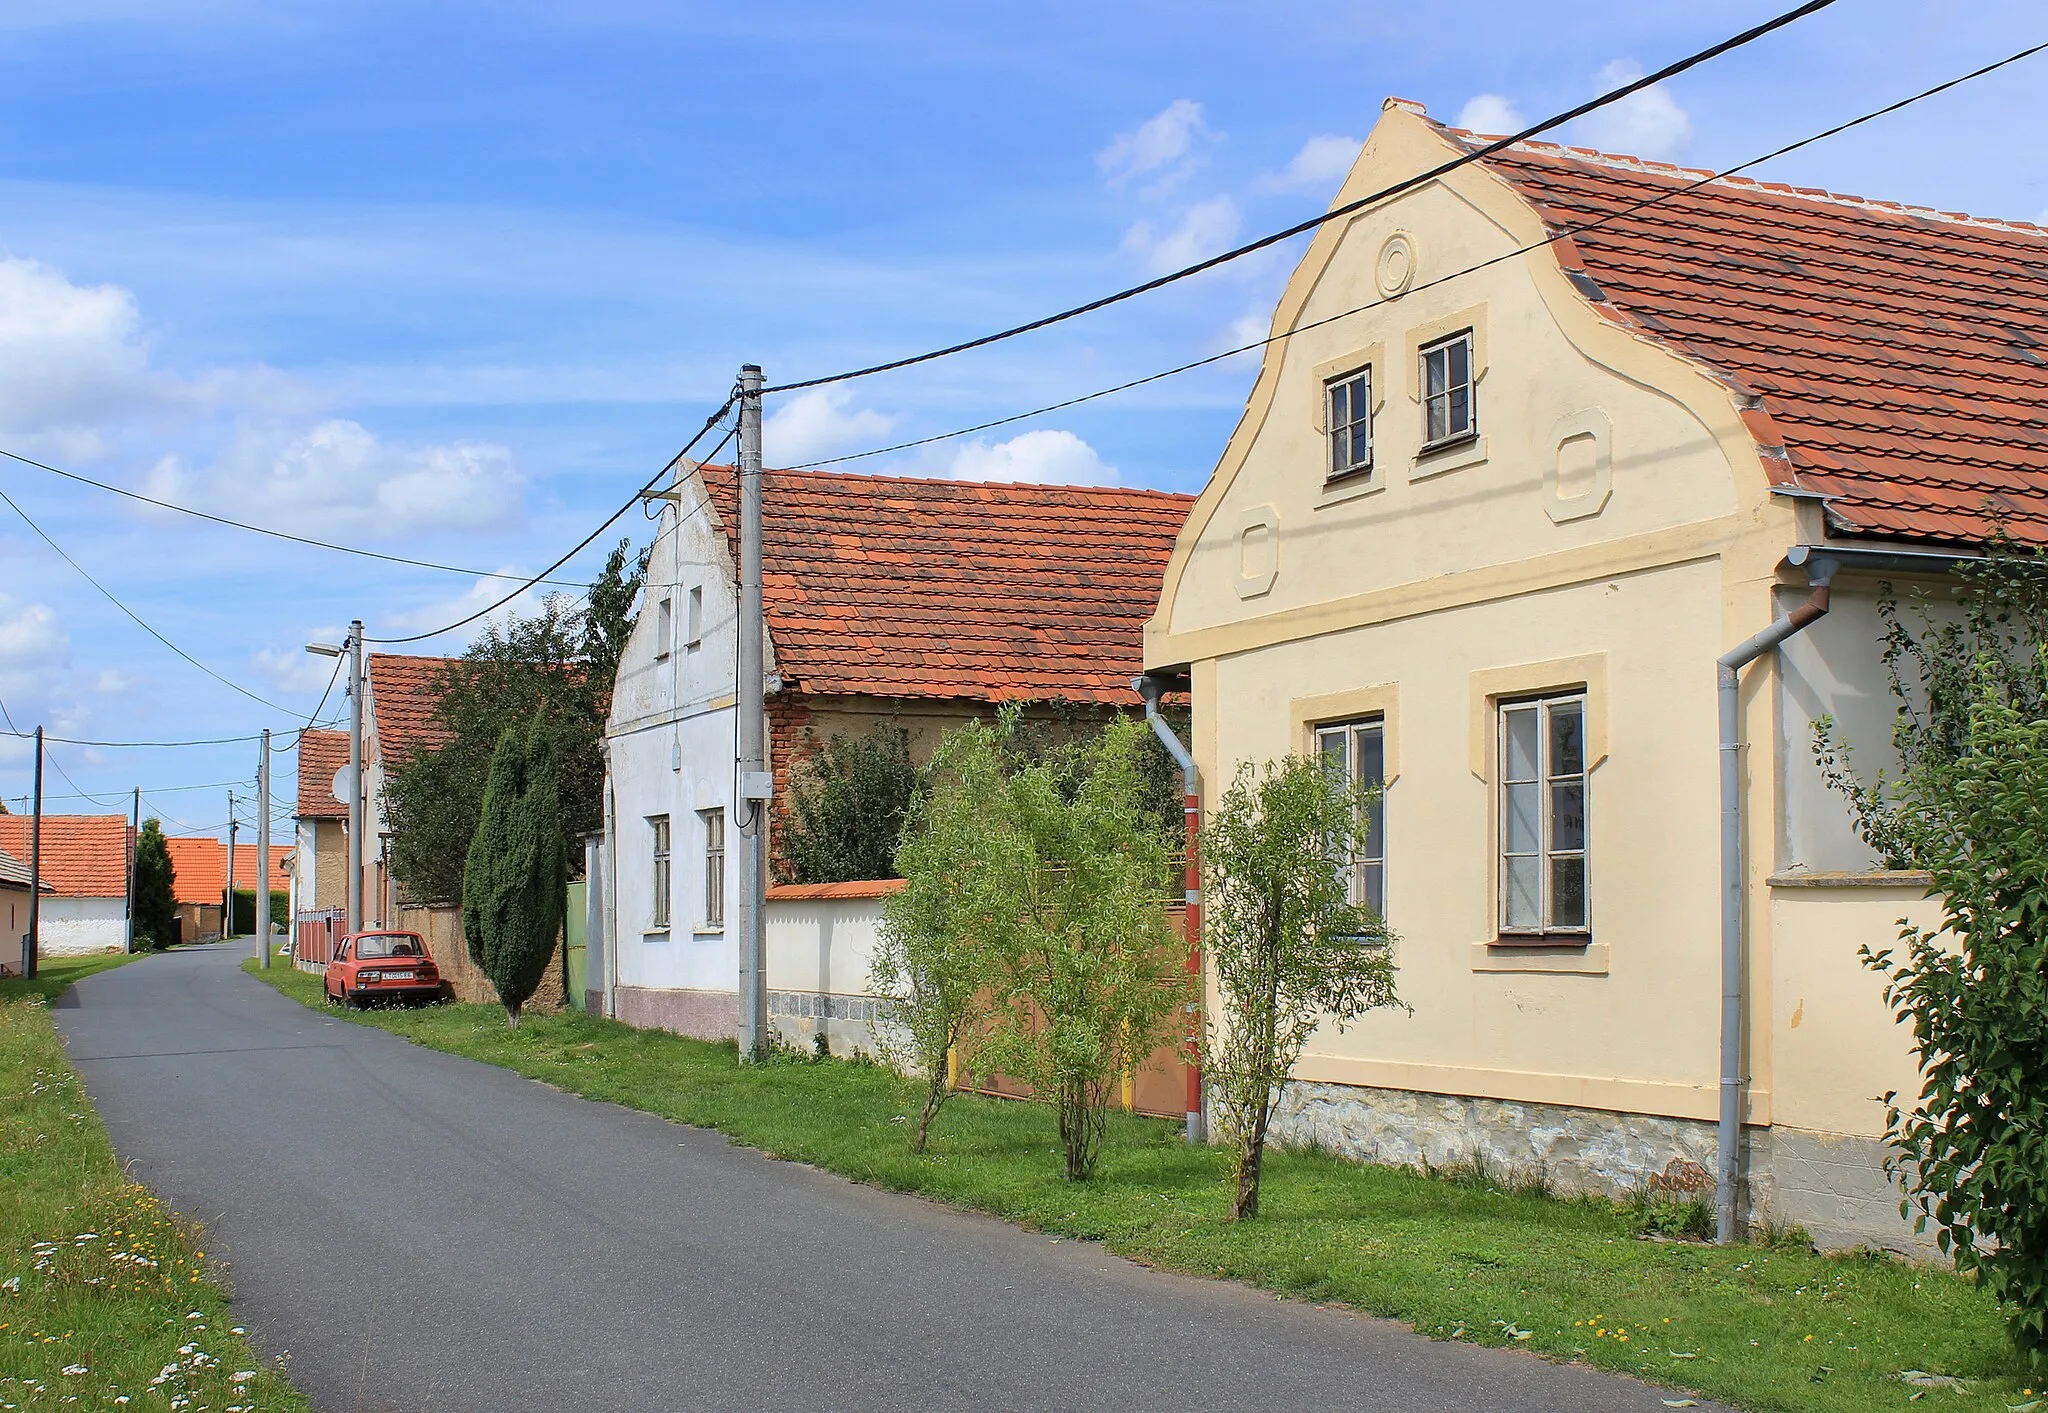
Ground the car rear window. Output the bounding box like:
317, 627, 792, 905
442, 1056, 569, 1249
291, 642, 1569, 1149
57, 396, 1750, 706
355, 935, 422, 960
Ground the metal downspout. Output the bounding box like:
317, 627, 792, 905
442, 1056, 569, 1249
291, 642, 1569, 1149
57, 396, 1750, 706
1135, 673, 1204, 1144
1714, 553, 1836, 1243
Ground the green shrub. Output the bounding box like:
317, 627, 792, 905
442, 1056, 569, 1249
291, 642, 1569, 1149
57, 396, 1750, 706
131, 820, 174, 950
461, 715, 568, 1027
778, 722, 921, 884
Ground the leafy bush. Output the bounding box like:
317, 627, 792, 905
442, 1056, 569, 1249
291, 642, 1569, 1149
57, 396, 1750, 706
1202, 756, 1403, 1219
778, 722, 921, 884
461, 716, 567, 1027
1864, 658, 2048, 1356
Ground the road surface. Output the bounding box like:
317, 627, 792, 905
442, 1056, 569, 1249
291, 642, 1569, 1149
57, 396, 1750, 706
57, 944, 1720, 1412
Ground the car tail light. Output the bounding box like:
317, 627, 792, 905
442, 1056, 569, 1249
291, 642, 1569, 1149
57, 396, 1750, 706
358, 969, 381, 982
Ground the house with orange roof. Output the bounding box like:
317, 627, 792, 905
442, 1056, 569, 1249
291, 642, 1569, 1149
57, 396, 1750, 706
292, 728, 350, 921
1145, 96, 2048, 1251
164, 836, 293, 942
1, 845, 53, 966
603, 463, 1192, 1041
0, 815, 132, 954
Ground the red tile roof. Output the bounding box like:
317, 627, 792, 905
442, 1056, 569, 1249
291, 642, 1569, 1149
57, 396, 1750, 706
367, 654, 456, 762
0, 815, 131, 898
297, 729, 349, 820
163, 837, 293, 905
698, 467, 1194, 702
1450, 128, 2048, 547
0, 847, 45, 891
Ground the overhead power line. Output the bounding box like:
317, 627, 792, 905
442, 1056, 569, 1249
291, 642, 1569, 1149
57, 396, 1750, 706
367, 401, 742, 645
788, 37, 2048, 475
760, 0, 1838, 395
0, 483, 305, 719
0, 447, 593, 588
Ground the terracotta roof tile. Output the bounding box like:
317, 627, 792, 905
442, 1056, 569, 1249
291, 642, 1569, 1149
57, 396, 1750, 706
366, 654, 456, 761
162, 838, 292, 906
698, 468, 1194, 702
296, 729, 348, 820
1448, 129, 2048, 548
0, 815, 130, 898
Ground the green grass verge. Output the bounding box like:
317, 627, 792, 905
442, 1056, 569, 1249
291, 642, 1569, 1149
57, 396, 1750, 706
250, 954, 2031, 1412
3, 953, 308, 1411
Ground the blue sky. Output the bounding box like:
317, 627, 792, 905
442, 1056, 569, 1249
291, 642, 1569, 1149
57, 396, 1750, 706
0, 0, 2042, 835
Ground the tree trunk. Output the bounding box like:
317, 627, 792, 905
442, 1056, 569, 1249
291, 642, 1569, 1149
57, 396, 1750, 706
505, 1000, 522, 1029
913, 1073, 946, 1153
1232, 1099, 1271, 1220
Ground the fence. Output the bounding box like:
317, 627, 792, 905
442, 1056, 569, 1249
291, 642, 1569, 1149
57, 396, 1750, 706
292, 908, 345, 971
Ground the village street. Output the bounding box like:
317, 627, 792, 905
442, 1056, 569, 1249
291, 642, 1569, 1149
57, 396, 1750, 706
53, 943, 1712, 1413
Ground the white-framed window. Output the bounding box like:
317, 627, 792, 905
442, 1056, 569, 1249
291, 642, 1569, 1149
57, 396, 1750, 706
1421, 330, 1476, 447
649, 816, 672, 930
1315, 717, 1386, 918
701, 807, 725, 929
1325, 367, 1372, 480
656, 595, 674, 661
1497, 693, 1588, 940
685, 585, 704, 651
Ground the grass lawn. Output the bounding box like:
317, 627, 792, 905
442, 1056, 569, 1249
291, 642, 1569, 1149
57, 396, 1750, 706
2, 953, 308, 1411
251, 953, 2031, 1413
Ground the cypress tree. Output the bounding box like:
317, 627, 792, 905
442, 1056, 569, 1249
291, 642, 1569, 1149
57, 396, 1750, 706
132, 819, 175, 950
461, 715, 567, 1027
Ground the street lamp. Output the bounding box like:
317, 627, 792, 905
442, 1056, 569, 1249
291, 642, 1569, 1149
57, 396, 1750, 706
306, 624, 365, 935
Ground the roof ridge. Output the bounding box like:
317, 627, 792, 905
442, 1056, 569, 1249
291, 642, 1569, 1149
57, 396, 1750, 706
1445, 124, 2048, 239
695, 463, 1197, 502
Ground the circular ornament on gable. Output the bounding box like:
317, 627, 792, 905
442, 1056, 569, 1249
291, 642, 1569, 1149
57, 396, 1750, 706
1376, 233, 1417, 298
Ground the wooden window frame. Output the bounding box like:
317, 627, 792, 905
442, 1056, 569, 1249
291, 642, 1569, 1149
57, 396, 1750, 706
1495, 692, 1590, 945
1420, 329, 1477, 451
1325, 366, 1374, 484
701, 807, 725, 930
1314, 715, 1388, 920
649, 815, 671, 932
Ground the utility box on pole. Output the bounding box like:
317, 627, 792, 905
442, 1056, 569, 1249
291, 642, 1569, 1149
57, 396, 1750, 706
734, 364, 769, 1060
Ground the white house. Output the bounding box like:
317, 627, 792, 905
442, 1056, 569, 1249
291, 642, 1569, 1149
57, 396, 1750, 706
0, 814, 131, 955
599, 460, 1193, 1039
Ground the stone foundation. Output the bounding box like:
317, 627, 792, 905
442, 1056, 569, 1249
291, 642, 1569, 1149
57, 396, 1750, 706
614, 984, 739, 1042
1266, 1078, 1930, 1254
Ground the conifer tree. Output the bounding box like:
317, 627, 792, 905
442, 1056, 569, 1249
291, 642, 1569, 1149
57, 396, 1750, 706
461, 715, 567, 1026
132, 819, 176, 951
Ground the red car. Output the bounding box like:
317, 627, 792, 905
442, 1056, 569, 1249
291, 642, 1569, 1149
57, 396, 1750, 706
324, 931, 447, 1008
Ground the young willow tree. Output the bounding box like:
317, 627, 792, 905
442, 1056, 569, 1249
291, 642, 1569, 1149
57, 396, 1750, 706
131, 819, 176, 951
461, 717, 568, 1027
1203, 757, 1404, 1220
778, 722, 922, 885
970, 710, 1186, 1181
872, 731, 999, 1152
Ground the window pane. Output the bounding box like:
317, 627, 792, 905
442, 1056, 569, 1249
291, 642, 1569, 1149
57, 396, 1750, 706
1425, 347, 1446, 399
1503, 707, 1539, 781
1357, 728, 1384, 787
1549, 702, 1585, 776
1550, 856, 1587, 929
1361, 862, 1385, 918
1504, 781, 1540, 853
1363, 794, 1385, 863
1447, 336, 1469, 388
1504, 856, 1541, 929
1329, 381, 1349, 431
1449, 384, 1471, 436
1425, 396, 1444, 443
1318, 729, 1348, 779
1550, 782, 1585, 852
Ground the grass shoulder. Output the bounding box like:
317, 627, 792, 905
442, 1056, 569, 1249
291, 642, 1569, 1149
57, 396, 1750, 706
3, 953, 308, 1410
248, 955, 2026, 1412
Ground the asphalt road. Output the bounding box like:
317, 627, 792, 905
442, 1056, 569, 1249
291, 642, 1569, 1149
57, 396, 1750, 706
56, 944, 1722, 1412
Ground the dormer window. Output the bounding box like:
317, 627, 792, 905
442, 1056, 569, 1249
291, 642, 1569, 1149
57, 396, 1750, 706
1421, 331, 1476, 447
1326, 367, 1373, 481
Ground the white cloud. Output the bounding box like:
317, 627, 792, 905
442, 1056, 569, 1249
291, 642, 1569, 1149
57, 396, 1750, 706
762, 387, 896, 465
942, 429, 1116, 486
1123, 196, 1241, 277
379, 573, 546, 645
0, 594, 79, 760
0, 256, 167, 454
149, 418, 524, 539
1262, 134, 1361, 193
1098, 99, 1211, 187
1574, 61, 1694, 162
250, 643, 345, 696
1457, 94, 1526, 137
1224, 309, 1271, 359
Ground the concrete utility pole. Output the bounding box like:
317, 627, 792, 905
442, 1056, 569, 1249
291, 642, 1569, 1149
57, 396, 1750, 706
25, 726, 41, 979
349, 621, 364, 937
225, 792, 238, 940
257, 729, 272, 968
734, 364, 770, 1060
124, 786, 138, 954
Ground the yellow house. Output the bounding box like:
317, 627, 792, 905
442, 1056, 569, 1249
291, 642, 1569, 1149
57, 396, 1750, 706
1146, 98, 2048, 1251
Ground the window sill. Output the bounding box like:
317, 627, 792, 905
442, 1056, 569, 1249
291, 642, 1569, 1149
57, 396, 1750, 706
643, 928, 671, 941
1767, 869, 1933, 890
1470, 939, 1608, 975
1315, 469, 1385, 509
692, 925, 726, 937
1412, 433, 1486, 481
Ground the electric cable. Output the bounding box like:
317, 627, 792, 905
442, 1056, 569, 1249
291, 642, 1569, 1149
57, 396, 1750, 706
0, 483, 306, 718
367, 398, 741, 645
787, 37, 2048, 474
760, 0, 1836, 395
32, 778, 249, 803
0, 447, 593, 588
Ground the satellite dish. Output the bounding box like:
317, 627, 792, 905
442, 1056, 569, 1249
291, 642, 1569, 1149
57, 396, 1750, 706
331, 764, 356, 804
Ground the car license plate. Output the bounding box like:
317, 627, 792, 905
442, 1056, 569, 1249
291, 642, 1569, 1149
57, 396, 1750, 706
383, 971, 415, 981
